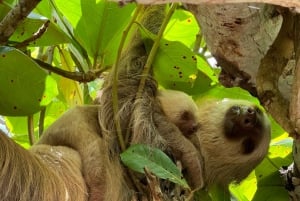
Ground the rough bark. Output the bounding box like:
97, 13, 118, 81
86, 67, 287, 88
124, 0, 300, 12
0, 0, 41, 45
187, 3, 282, 95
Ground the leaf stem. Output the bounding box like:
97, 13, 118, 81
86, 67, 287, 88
112, 4, 143, 151
136, 3, 177, 99
27, 115, 35, 145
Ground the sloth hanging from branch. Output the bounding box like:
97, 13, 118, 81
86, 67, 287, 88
0, 4, 271, 201
98, 4, 271, 200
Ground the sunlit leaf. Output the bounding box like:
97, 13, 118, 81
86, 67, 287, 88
54, 0, 135, 65
164, 8, 199, 48
153, 40, 199, 91
9, 13, 70, 46
0, 46, 58, 116
58, 49, 83, 106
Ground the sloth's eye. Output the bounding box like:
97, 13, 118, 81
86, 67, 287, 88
255, 107, 262, 114
231, 106, 240, 114
181, 110, 190, 121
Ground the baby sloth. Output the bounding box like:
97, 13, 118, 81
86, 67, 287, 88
191, 98, 271, 187
157, 89, 200, 137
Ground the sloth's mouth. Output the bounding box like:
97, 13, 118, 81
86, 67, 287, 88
224, 105, 263, 140
229, 105, 260, 127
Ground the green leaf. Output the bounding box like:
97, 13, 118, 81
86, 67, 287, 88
195, 85, 259, 103
0, 46, 58, 116
153, 40, 198, 90
54, 0, 135, 65
120, 144, 189, 189
0, 2, 11, 21
164, 9, 200, 48
9, 13, 70, 46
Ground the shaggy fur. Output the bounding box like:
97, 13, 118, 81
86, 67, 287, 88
192, 99, 271, 187
98, 5, 204, 193
0, 97, 270, 200
0, 5, 271, 201
36, 105, 117, 201
0, 130, 87, 201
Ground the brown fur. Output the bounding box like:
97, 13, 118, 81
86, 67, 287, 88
191, 98, 271, 187
0, 130, 87, 201
98, 5, 204, 192
0, 5, 271, 200
0, 97, 270, 200
158, 89, 200, 137
36, 105, 130, 201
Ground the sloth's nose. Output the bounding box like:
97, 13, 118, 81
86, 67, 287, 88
241, 106, 257, 127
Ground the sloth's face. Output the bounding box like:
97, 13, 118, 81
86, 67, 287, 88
223, 102, 269, 154
198, 98, 271, 155
224, 105, 263, 138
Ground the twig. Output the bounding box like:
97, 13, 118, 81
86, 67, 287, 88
14, 20, 50, 48
38, 107, 46, 137
144, 167, 165, 201
34, 59, 109, 83
0, 0, 42, 45
193, 31, 202, 54
27, 114, 35, 145
111, 5, 143, 151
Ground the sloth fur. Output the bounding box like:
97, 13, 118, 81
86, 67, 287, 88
0, 97, 270, 201
0, 5, 271, 201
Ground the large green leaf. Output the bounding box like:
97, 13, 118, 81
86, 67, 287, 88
0, 2, 11, 20
77, 1, 135, 65
0, 46, 58, 116
54, 0, 135, 66
120, 144, 189, 189
8, 13, 70, 46
195, 85, 259, 103
153, 40, 199, 91
164, 8, 200, 48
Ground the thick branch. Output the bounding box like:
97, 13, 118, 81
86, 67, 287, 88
290, 15, 300, 134
187, 3, 282, 96
124, 0, 300, 12
256, 11, 295, 135
0, 0, 41, 45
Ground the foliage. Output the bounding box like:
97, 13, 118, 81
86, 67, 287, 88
121, 144, 189, 189
0, 0, 292, 200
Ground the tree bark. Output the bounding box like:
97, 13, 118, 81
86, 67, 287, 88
127, 0, 300, 12
187, 3, 282, 95
0, 0, 41, 45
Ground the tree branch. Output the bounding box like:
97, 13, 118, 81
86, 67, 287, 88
256, 11, 295, 135
34, 59, 108, 83
14, 20, 50, 48
119, 0, 300, 12
0, 0, 42, 45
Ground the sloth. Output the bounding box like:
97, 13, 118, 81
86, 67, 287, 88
157, 89, 200, 137
0, 5, 271, 201
0, 129, 88, 201
98, 5, 204, 195
98, 4, 271, 199
0, 96, 270, 201
0, 89, 202, 201
191, 98, 271, 187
